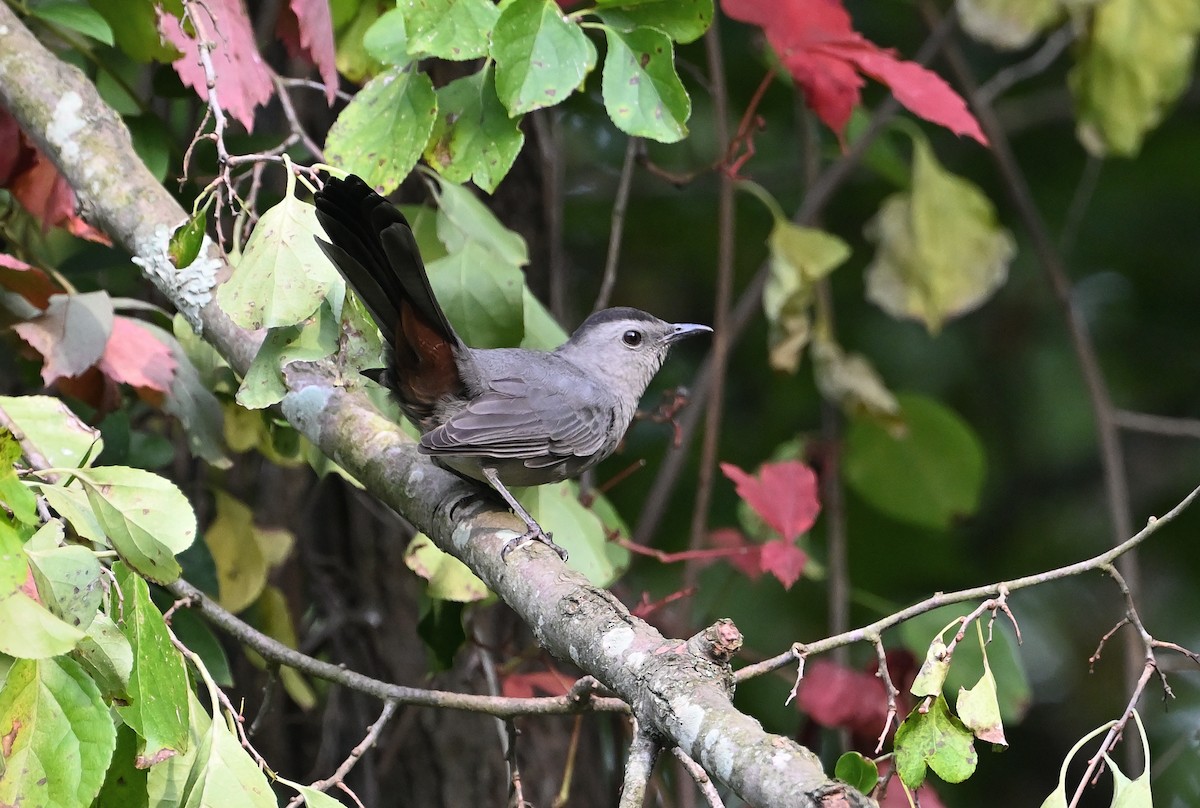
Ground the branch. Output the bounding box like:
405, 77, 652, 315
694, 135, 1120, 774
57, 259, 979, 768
0, 8, 866, 806
737, 481, 1200, 681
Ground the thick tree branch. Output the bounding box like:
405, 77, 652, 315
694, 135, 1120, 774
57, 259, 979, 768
0, 8, 867, 806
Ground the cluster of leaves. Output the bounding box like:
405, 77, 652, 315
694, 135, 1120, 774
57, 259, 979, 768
328, 0, 712, 193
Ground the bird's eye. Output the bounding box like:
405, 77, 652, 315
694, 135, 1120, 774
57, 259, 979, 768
622, 329, 643, 347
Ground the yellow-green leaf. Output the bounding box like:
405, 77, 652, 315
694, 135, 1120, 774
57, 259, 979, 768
956, 627, 1007, 747
1070, 0, 1200, 156
218, 176, 344, 330
405, 534, 491, 602
864, 136, 1015, 334
204, 491, 268, 613
956, 0, 1067, 50
763, 222, 850, 373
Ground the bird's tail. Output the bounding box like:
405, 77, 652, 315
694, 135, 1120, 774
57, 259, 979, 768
314, 175, 464, 425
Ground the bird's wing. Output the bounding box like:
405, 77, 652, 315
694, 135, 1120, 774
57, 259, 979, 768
419, 377, 613, 461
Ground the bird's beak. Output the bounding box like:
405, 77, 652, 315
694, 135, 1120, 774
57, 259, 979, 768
665, 323, 713, 344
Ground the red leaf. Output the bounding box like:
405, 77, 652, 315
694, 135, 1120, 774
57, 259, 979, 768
760, 539, 807, 588
0, 254, 61, 310
721, 0, 986, 146
0, 108, 110, 244
501, 669, 573, 699
278, 0, 338, 104
796, 660, 888, 736
99, 317, 177, 395
159, 0, 275, 131
709, 528, 763, 580
720, 460, 820, 542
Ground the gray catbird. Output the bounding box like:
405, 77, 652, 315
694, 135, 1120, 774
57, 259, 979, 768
314, 175, 711, 560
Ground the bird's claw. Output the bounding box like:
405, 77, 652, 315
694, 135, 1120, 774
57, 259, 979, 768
501, 528, 568, 562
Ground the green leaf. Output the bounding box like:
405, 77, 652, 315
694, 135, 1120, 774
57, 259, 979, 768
281, 781, 347, 808
844, 393, 985, 530
26, 542, 104, 630
218, 181, 343, 330
1070, 0, 1200, 157
955, 622, 1008, 747
325, 67, 438, 195
417, 598, 467, 670
426, 242, 525, 348
405, 534, 491, 602
600, 24, 690, 142
431, 176, 529, 266
0, 395, 102, 471
834, 751, 879, 795
89, 0, 181, 62
520, 285, 569, 350
146, 690, 276, 807
114, 562, 190, 766
95, 723, 149, 808
41, 485, 106, 543
594, 0, 713, 43
956, 0, 1064, 50
73, 611, 134, 700
864, 136, 1015, 334
0, 428, 38, 526
403, 0, 498, 60
894, 694, 978, 789
492, 0, 597, 115
762, 222, 851, 373
517, 481, 628, 587
334, 0, 385, 83
236, 302, 341, 410
424, 66, 526, 193
127, 114, 172, 182
168, 608, 232, 688
910, 636, 951, 698
168, 209, 207, 269
203, 491, 267, 613
80, 466, 197, 584
362, 7, 411, 66
0, 656, 117, 808
31, 0, 115, 44
0, 522, 85, 658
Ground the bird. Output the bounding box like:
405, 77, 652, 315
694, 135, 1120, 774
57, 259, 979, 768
313, 174, 711, 561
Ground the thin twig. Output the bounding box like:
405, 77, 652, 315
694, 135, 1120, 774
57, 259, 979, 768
871, 636, 900, 754
672, 747, 725, 808
593, 135, 640, 312
165, 577, 630, 717
284, 700, 400, 808
975, 25, 1075, 107
1114, 410, 1200, 440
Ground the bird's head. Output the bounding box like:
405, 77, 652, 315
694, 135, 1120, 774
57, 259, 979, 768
557, 307, 711, 396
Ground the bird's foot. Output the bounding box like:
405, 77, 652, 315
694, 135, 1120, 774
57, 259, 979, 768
501, 527, 569, 562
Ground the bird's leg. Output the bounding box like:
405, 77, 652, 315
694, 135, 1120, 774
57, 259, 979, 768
482, 467, 569, 562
